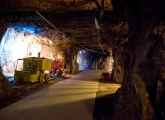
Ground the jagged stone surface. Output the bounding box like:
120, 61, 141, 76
0, 71, 14, 102
0, 28, 60, 73
111, 0, 165, 120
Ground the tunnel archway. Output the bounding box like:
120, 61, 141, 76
77, 49, 115, 72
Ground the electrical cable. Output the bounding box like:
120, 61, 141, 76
73, 40, 104, 54
35, 11, 105, 54
97, 27, 104, 53
35, 11, 63, 35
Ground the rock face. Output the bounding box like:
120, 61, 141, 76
0, 0, 113, 11
0, 28, 58, 73
112, 47, 125, 83
0, 70, 14, 102
111, 0, 165, 119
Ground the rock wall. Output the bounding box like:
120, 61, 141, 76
104, 48, 125, 83
104, 49, 114, 78
112, 47, 125, 83
0, 71, 14, 103
0, 0, 113, 11
0, 13, 11, 43
62, 43, 80, 74
0, 14, 14, 103
0, 28, 57, 73
111, 0, 165, 119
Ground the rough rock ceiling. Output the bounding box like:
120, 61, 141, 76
0, 0, 128, 51
44, 11, 128, 49
0, 0, 113, 11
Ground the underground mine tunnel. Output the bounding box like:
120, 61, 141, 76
0, 0, 165, 120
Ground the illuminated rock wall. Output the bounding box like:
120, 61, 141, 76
77, 50, 88, 70
0, 28, 57, 73
104, 49, 114, 74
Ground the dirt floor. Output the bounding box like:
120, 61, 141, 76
93, 79, 121, 120
0, 76, 121, 120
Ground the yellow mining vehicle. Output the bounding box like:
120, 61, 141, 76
14, 57, 51, 83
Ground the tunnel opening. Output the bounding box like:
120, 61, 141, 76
77, 49, 115, 80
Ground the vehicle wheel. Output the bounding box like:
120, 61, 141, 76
45, 73, 49, 83
39, 73, 45, 82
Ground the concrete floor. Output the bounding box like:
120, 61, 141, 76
0, 69, 106, 120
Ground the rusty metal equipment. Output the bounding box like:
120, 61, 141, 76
14, 57, 51, 83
